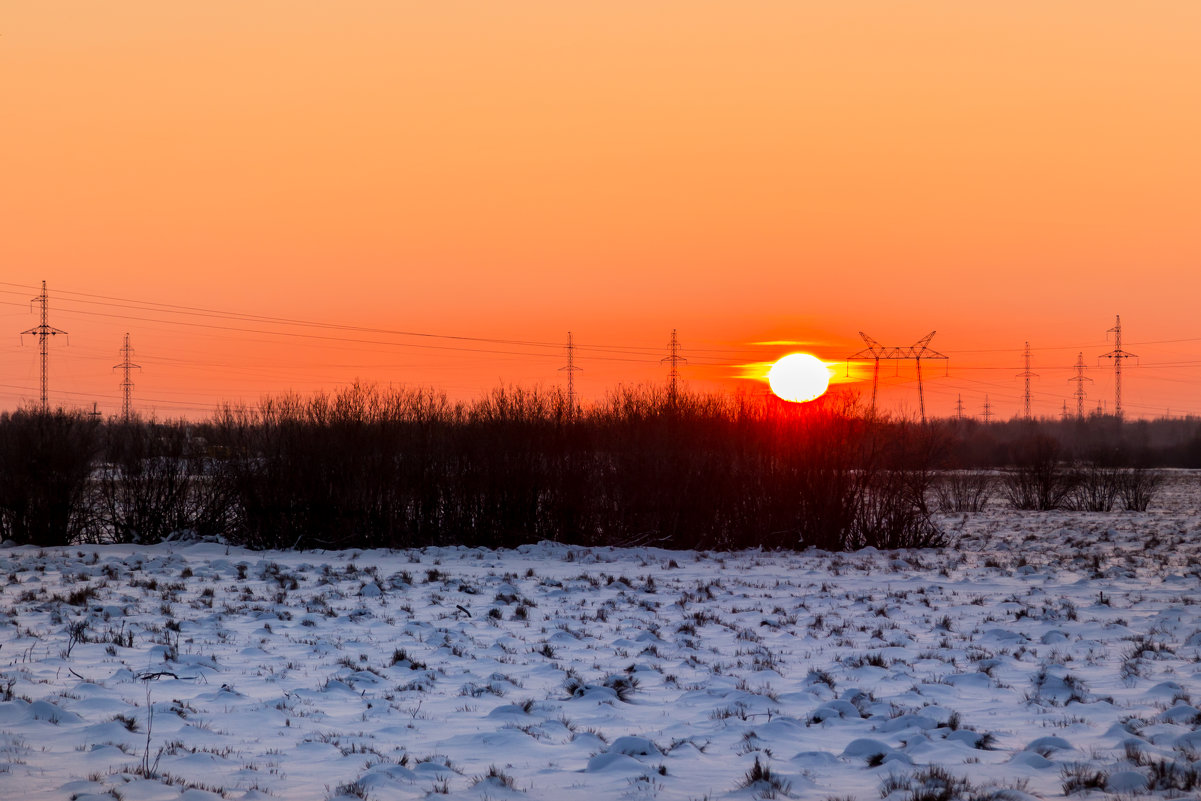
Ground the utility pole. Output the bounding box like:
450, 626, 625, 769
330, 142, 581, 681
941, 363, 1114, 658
661, 329, 686, 405
981, 395, 993, 424
1016, 341, 1038, 419
113, 332, 141, 421
1068, 351, 1091, 419
1100, 315, 1136, 419
20, 280, 68, 411
846, 330, 948, 422
558, 331, 581, 418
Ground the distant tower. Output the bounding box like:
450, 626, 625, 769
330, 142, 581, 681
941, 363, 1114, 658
1016, 341, 1038, 419
1100, 315, 1136, 419
1067, 351, 1092, 419
113, 333, 141, 421
955, 394, 964, 421
661, 329, 686, 404
981, 395, 993, 424
558, 331, 581, 418
20, 280, 68, 411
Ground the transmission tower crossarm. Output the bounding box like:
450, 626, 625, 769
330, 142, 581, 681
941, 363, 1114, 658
913, 330, 936, 351
858, 331, 883, 353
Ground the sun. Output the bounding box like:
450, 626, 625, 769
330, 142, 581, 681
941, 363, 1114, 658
767, 353, 831, 403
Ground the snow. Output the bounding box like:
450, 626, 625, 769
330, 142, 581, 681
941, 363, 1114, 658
2, 474, 1201, 800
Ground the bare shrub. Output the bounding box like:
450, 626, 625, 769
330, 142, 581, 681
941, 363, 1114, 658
851, 421, 946, 549
93, 420, 222, 543
0, 408, 100, 546
1002, 435, 1077, 510
1065, 461, 1121, 512
933, 470, 994, 513
1116, 466, 1164, 511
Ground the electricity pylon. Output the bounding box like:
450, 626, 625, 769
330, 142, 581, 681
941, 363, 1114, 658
1067, 351, 1091, 419
20, 280, 68, 411
1100, 315, 1136, 419
113, 332, 141, 421
981, 395, 993, 423
1016, 341, 1038, 419
661, 329, 686, 404
846, 331, 948, 421
558, 331, 581, 418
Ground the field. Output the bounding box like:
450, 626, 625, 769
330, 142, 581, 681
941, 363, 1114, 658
3, 474, 1201, 800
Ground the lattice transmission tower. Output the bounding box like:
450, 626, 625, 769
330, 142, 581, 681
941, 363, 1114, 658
20, 280, 68, 411
558, 331, 581, 418
1099, 315, 1136, 419
661, 329, 686, 404
1016, 341, 1038, 419
845, 331, 948, 421
981, 395, 993, 424
113, 333, 141, 421
1067, 351, 1091, 419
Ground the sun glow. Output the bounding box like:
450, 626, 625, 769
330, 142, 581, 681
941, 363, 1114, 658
767, 353, 831, 403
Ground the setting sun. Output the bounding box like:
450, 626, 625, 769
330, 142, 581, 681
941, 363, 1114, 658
767, 353, 831, 403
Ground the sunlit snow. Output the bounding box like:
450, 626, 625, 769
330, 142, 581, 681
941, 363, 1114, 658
4, 474, 1201, 800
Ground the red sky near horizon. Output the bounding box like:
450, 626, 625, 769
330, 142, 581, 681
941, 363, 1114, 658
2, 2, 1199, 420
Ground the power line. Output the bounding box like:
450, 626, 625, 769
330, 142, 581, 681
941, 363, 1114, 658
5, 280, 1201, 419
0, 281, 758, 358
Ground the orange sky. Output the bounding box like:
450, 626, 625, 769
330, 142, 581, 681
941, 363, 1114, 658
2, 2, 1200, 419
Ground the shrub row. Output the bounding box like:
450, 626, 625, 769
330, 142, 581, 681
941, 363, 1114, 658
0, 386, 944, 551
932, 435, 1166, 513
5, 386, 1177, 550
999, 435, 1164, 512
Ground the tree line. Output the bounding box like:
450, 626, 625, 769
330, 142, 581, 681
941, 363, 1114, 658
0, 385, 1192, 550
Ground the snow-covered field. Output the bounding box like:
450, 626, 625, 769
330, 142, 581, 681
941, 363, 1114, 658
4, 474, 1201, 801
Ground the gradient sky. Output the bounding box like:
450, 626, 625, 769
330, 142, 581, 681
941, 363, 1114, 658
2, 2, 1199, 419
